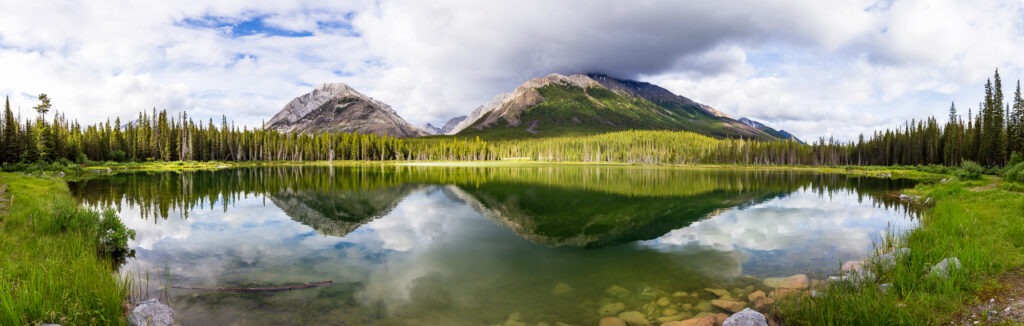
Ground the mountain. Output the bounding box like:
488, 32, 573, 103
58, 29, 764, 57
440, 116, 467, 134
450, 73, 776, 140
738, 117, 803, 143
420, 116, 468, 135
420, 123, 443, 135
265, 83, 425, 138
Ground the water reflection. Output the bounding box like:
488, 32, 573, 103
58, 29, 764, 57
70, 165, 920, 325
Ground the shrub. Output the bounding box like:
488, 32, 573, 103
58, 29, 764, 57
109, 150, 126, 162
1010, 152, 1023, 167
96, 209, 136, 265
1003, 162, 1024, 183
954, 160, 984, 180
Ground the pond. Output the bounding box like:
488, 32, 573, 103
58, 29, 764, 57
69, 164, 921, 325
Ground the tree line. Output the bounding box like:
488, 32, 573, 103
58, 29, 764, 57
0, 69, 1021, 168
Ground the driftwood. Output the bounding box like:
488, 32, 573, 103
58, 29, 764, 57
172, 280, 332, 292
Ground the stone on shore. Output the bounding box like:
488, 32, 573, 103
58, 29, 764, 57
711, 299, 746, 313
129, 299, 174, 326
722, 308, 768, 326
929, 257, 962, 279
599, 317, 627, 326
841, 260, 865, 273
617, 311, 649, 326
763, 274, 809, 289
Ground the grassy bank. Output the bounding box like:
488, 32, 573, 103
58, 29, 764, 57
0, 173, 131, 325
776, 175, 1024, 325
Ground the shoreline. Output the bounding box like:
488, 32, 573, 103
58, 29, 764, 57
2, 161, 1019, 324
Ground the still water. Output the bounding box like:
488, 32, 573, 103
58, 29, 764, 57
69, 165, 920, 325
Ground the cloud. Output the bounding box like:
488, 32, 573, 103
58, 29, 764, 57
2, 0, 1024, 140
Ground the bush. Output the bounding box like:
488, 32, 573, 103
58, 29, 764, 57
96, 209, 135, 265
1010, 152, 1023, 167
1003, 162, 1024, 183
109, 150, 126, 162
954, 160, 984, 180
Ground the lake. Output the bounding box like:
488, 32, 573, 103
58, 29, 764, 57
69, 164, 920, 325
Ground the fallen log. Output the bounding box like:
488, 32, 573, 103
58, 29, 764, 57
172, 280, 333, 292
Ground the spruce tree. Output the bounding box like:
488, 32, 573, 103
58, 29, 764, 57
1, 97, 16, 164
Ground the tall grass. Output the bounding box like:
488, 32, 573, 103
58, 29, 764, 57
776, 178, 1024, 325
0, 173, 131, 325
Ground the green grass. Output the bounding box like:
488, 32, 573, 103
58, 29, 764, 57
775, 176, 1024, 325
0, 173, 131, 325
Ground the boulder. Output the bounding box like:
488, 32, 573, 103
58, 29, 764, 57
617, 311, 649, 326
599, 317, 627, 326
662, 308, 679, 316
657, 297, 671, 307
599, 302, 627, 316
929, 257, 962, 279
711, 300, 746, 313
129, 299, 174, 326
673, 291, 689, 297
763, 274, 808, 289
722, 308, 768, 326
662, 316, 716, 326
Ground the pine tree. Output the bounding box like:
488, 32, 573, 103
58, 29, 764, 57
1, 97, 17, 164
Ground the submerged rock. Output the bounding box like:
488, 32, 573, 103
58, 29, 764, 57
662, 316, 715, 326
722, 308, 768, 326
842, 260, 865, 273
930, 257, 962, 278
129, 299, 174, 326
607, 285, 631, 298
711, 299, 746, 313
599, 317, 627, 326
617, 311, 649, 326
763, 274, 809, 289
695, 301, 713, 312
551, 282, 572, 295
598, 302, 627, 316
657, 297, 671, 307
704, 288, 731, 298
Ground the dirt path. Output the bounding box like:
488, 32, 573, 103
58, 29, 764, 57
0, 183, 8, 218
953, 271, 1024, 325
969, 177, 1002, 192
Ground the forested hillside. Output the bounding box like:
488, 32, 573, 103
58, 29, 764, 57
1, 70, 1021, 169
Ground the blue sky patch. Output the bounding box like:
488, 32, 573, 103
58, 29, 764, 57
181, 14, 315, 38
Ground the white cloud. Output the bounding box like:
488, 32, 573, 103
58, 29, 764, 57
2, 0, 1024, 140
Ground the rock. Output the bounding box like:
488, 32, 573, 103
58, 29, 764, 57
599, 302, 627, 316
695, 301, 713, 312
639, 287, 663, 301
551, 283, 572, 295
663, 308, 679, 316
711, 300, 746, 313
129, 299, 174, 326
747, 290, 766, 302
681, 304, 693, 311
722, 308, 768, 326
607, 285, 631, 298
657, 297, 671, 307
657, 313, 691, 323
810, 291, 825, 298
876, 248, 910, 270
828, 270, 875, 287
763, 274, 809, 289
617, 311, 649, 326
673, 291, 689, 297
662, 316, 716, 326
704, 288, 731, 298
555, 323, 572, 326
505, 312, 526, 326
599, 317, 627, 326
769, 288, 801, 300
841, 260, 865, 273
879, 283, 892, 294
930, 257, 962, 279
899, 194, 911, 200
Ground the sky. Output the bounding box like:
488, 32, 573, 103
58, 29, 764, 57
2, 0, 1024, 141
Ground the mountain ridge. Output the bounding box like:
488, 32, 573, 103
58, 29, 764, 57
265, 83, 425, 138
